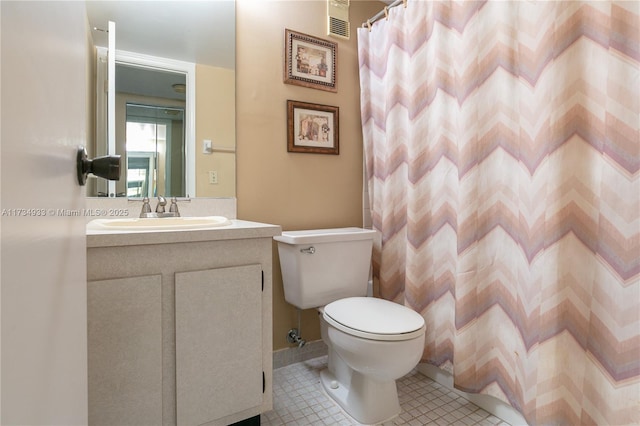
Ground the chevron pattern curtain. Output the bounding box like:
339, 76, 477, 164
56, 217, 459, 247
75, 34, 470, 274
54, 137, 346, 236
358, 1, 639, 424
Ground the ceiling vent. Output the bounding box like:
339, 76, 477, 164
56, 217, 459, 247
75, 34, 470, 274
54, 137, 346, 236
327, 0, 350, 40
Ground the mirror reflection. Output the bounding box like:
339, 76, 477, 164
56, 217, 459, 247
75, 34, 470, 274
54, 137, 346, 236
85, 1, 236, 198
125, 103, 185, 198
118, 65, 187, 198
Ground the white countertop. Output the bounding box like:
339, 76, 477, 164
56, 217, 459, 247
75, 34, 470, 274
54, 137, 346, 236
87, 219, 282, 248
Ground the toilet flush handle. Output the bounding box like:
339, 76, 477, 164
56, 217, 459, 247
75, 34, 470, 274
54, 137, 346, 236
300, 246, 316, 254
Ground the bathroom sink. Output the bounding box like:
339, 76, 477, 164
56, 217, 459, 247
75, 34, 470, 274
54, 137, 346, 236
88, 216, 232, 231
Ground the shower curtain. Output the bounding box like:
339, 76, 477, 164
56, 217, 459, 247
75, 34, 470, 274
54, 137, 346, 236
358, 1, 639, 425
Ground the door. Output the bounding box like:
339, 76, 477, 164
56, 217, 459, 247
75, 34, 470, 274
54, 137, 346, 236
1, 2, 90, 424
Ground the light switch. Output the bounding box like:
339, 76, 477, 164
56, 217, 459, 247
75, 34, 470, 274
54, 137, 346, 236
203, 139, 212, 154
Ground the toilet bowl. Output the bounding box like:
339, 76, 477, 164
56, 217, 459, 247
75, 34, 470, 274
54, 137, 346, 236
319, 297, 425, 424
274, 228, 426, 424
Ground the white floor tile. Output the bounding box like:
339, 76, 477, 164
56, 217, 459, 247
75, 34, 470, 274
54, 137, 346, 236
261, 356, 512, 426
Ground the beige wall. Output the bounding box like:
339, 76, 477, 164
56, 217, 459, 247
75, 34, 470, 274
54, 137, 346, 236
236, 0, 384, 350
196, 64, 236, 197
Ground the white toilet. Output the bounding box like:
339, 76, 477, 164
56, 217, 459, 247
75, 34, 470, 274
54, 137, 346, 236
274, 228, 425, 424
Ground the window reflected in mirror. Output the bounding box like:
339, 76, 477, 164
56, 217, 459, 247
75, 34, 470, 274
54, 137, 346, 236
125, 104, 185, 198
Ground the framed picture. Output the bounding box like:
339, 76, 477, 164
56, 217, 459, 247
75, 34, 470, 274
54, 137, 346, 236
284, 29, 337, 92
287, 100, 339, 155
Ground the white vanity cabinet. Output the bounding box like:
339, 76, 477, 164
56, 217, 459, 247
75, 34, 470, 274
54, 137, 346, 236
87, 221, 280, 426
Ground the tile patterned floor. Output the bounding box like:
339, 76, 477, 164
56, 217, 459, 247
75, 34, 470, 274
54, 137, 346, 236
261, 356, 512, 426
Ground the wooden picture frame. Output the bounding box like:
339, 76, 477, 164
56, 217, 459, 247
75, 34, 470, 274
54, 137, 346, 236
284, 29, 337, 92
287, 100, 339, 155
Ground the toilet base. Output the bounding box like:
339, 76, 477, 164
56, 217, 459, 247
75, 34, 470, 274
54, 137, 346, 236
320, 368, 401, 425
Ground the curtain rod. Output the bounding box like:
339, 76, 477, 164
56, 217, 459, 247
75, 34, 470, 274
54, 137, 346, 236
362, 0, 406, 31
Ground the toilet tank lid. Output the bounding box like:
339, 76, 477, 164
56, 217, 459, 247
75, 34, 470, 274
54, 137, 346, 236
274, 227, 376, 245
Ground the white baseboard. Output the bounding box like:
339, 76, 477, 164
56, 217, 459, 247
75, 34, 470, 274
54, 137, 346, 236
417, 363, 529, 426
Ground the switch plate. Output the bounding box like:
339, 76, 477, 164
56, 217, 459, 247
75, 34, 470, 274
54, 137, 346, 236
208, 171, 218, 184
203, 139, 213, 154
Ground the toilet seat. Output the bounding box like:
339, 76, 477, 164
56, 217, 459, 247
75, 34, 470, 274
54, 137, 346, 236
323, 297, 425, 341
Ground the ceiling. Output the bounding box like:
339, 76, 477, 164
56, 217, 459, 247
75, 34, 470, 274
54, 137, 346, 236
116, 63, 187, 101
85, 0, 235, 70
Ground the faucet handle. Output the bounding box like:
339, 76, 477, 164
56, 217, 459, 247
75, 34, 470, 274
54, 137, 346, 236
155, 195, 167, 213
141, 197, 152, 214
169, 197, 180, 216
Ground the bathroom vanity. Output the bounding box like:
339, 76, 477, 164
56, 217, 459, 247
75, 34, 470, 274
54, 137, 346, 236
86, 220, 281, 426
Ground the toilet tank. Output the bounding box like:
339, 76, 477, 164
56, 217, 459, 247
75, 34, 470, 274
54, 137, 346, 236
274, 228, 377, 310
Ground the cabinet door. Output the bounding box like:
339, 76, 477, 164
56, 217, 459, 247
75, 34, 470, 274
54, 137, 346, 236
87, 275, 163, 425
175, 264, 263, 426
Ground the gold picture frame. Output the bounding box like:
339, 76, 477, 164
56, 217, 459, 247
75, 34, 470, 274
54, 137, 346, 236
284, 29, 337, 92
287, 100, 339, 155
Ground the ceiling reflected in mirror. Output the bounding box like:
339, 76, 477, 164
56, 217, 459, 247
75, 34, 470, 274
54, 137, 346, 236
116, 64, 187, 101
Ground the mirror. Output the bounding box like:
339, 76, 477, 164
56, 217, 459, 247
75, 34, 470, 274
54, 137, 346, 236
85, 1, 236, 198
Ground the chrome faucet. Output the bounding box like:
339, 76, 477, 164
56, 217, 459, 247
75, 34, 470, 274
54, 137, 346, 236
155, 195, 167, 213
139, 196, 180, 218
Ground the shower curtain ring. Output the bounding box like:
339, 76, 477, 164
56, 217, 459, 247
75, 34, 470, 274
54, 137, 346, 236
384, 6, 389, 20
366, 19, 372, 32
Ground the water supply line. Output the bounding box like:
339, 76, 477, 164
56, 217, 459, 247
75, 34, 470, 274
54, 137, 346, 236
287, 308, 306, 348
